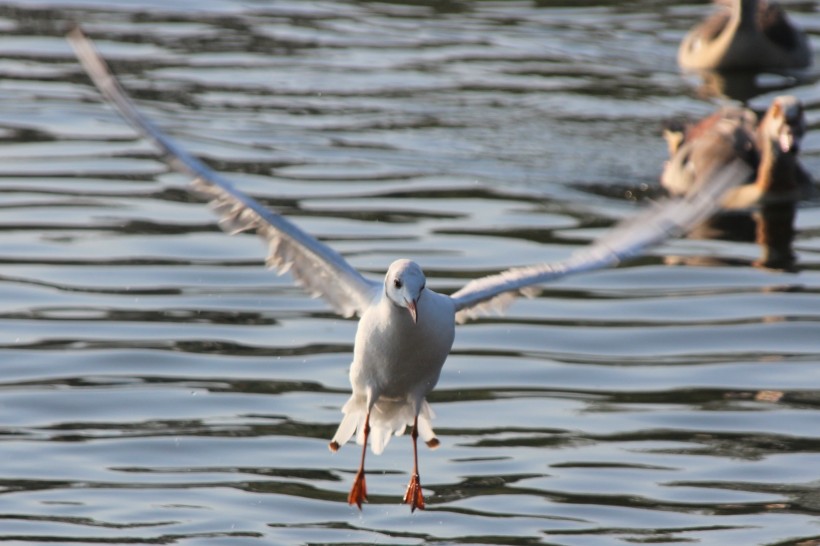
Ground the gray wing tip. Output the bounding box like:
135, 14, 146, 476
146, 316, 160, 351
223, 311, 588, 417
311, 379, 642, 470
69, 29, 377, 320
190, 177, 374, 318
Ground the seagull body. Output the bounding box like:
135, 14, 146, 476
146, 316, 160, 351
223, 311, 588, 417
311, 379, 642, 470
68, 27, 751, 512
327, 259, 455, 509
332, 259, 454, 456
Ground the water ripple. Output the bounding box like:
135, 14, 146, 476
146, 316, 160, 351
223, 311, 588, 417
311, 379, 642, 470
0, 1, 818, 545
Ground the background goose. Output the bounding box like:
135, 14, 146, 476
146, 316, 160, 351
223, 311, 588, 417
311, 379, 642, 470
662, 95, 811, 208
679, 0, 812, 71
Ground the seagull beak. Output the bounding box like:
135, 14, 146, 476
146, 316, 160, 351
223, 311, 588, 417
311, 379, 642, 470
405, 299, 418, 324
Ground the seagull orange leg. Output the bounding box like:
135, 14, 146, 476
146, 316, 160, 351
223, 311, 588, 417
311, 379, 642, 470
348, 411, 370, 509
403, 415, 426, 512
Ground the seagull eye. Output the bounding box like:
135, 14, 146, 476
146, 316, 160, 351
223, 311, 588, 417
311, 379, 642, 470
393, 278, 403, 289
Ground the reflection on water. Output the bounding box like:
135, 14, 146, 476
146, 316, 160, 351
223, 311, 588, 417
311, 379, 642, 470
675, 204, 799, 271
687, 68, 820, 103
1, 1, 820, 545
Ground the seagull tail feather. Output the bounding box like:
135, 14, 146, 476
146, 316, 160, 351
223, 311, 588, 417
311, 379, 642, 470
330, 396, 437, 455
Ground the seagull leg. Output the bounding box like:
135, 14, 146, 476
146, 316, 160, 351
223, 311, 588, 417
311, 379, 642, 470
403, 415, 426, 512
348, 411, 370, 509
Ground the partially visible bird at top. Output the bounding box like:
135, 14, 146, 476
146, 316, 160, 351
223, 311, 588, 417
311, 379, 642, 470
678, 0, 812, 71
662, 95, 812, 208
67, 27, 751, 513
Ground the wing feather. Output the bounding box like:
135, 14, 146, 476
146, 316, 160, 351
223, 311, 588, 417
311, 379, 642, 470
452, 159, 751, 323
67, 26, 379, 318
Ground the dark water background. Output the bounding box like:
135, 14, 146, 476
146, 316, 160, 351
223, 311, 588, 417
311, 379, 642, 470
1, 1, 819, 544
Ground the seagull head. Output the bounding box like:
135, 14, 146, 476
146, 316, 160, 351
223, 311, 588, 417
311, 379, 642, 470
385, 259, 426, 324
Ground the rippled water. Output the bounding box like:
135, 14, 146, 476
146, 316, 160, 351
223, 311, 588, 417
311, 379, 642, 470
1, 1, 820, 544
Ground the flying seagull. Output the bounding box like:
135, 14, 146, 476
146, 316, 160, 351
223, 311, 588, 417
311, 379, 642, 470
67, 27, 750, 512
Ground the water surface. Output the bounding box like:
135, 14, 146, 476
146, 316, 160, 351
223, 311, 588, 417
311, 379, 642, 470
1, 1, 819, 544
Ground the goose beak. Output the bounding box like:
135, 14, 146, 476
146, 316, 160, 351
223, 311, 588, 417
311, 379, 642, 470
405, 299, 418, 324
779, 130, 796, 154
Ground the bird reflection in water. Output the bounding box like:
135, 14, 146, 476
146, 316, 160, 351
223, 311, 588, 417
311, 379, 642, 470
667, 202, 797, 271
687, 68, 816, 104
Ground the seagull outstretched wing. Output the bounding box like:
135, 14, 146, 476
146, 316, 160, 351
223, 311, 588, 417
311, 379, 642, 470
450, 158, 750, 323
67, 27, 380, 318
68, 26, 750, 325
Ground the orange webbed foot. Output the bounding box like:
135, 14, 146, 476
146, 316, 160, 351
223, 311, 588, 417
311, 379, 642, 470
348, 469, 367, 509
403, 473, 425, 512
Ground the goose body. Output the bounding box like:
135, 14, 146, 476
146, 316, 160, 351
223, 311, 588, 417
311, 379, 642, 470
679, 0, 812, 71
662, 95, 811, 208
